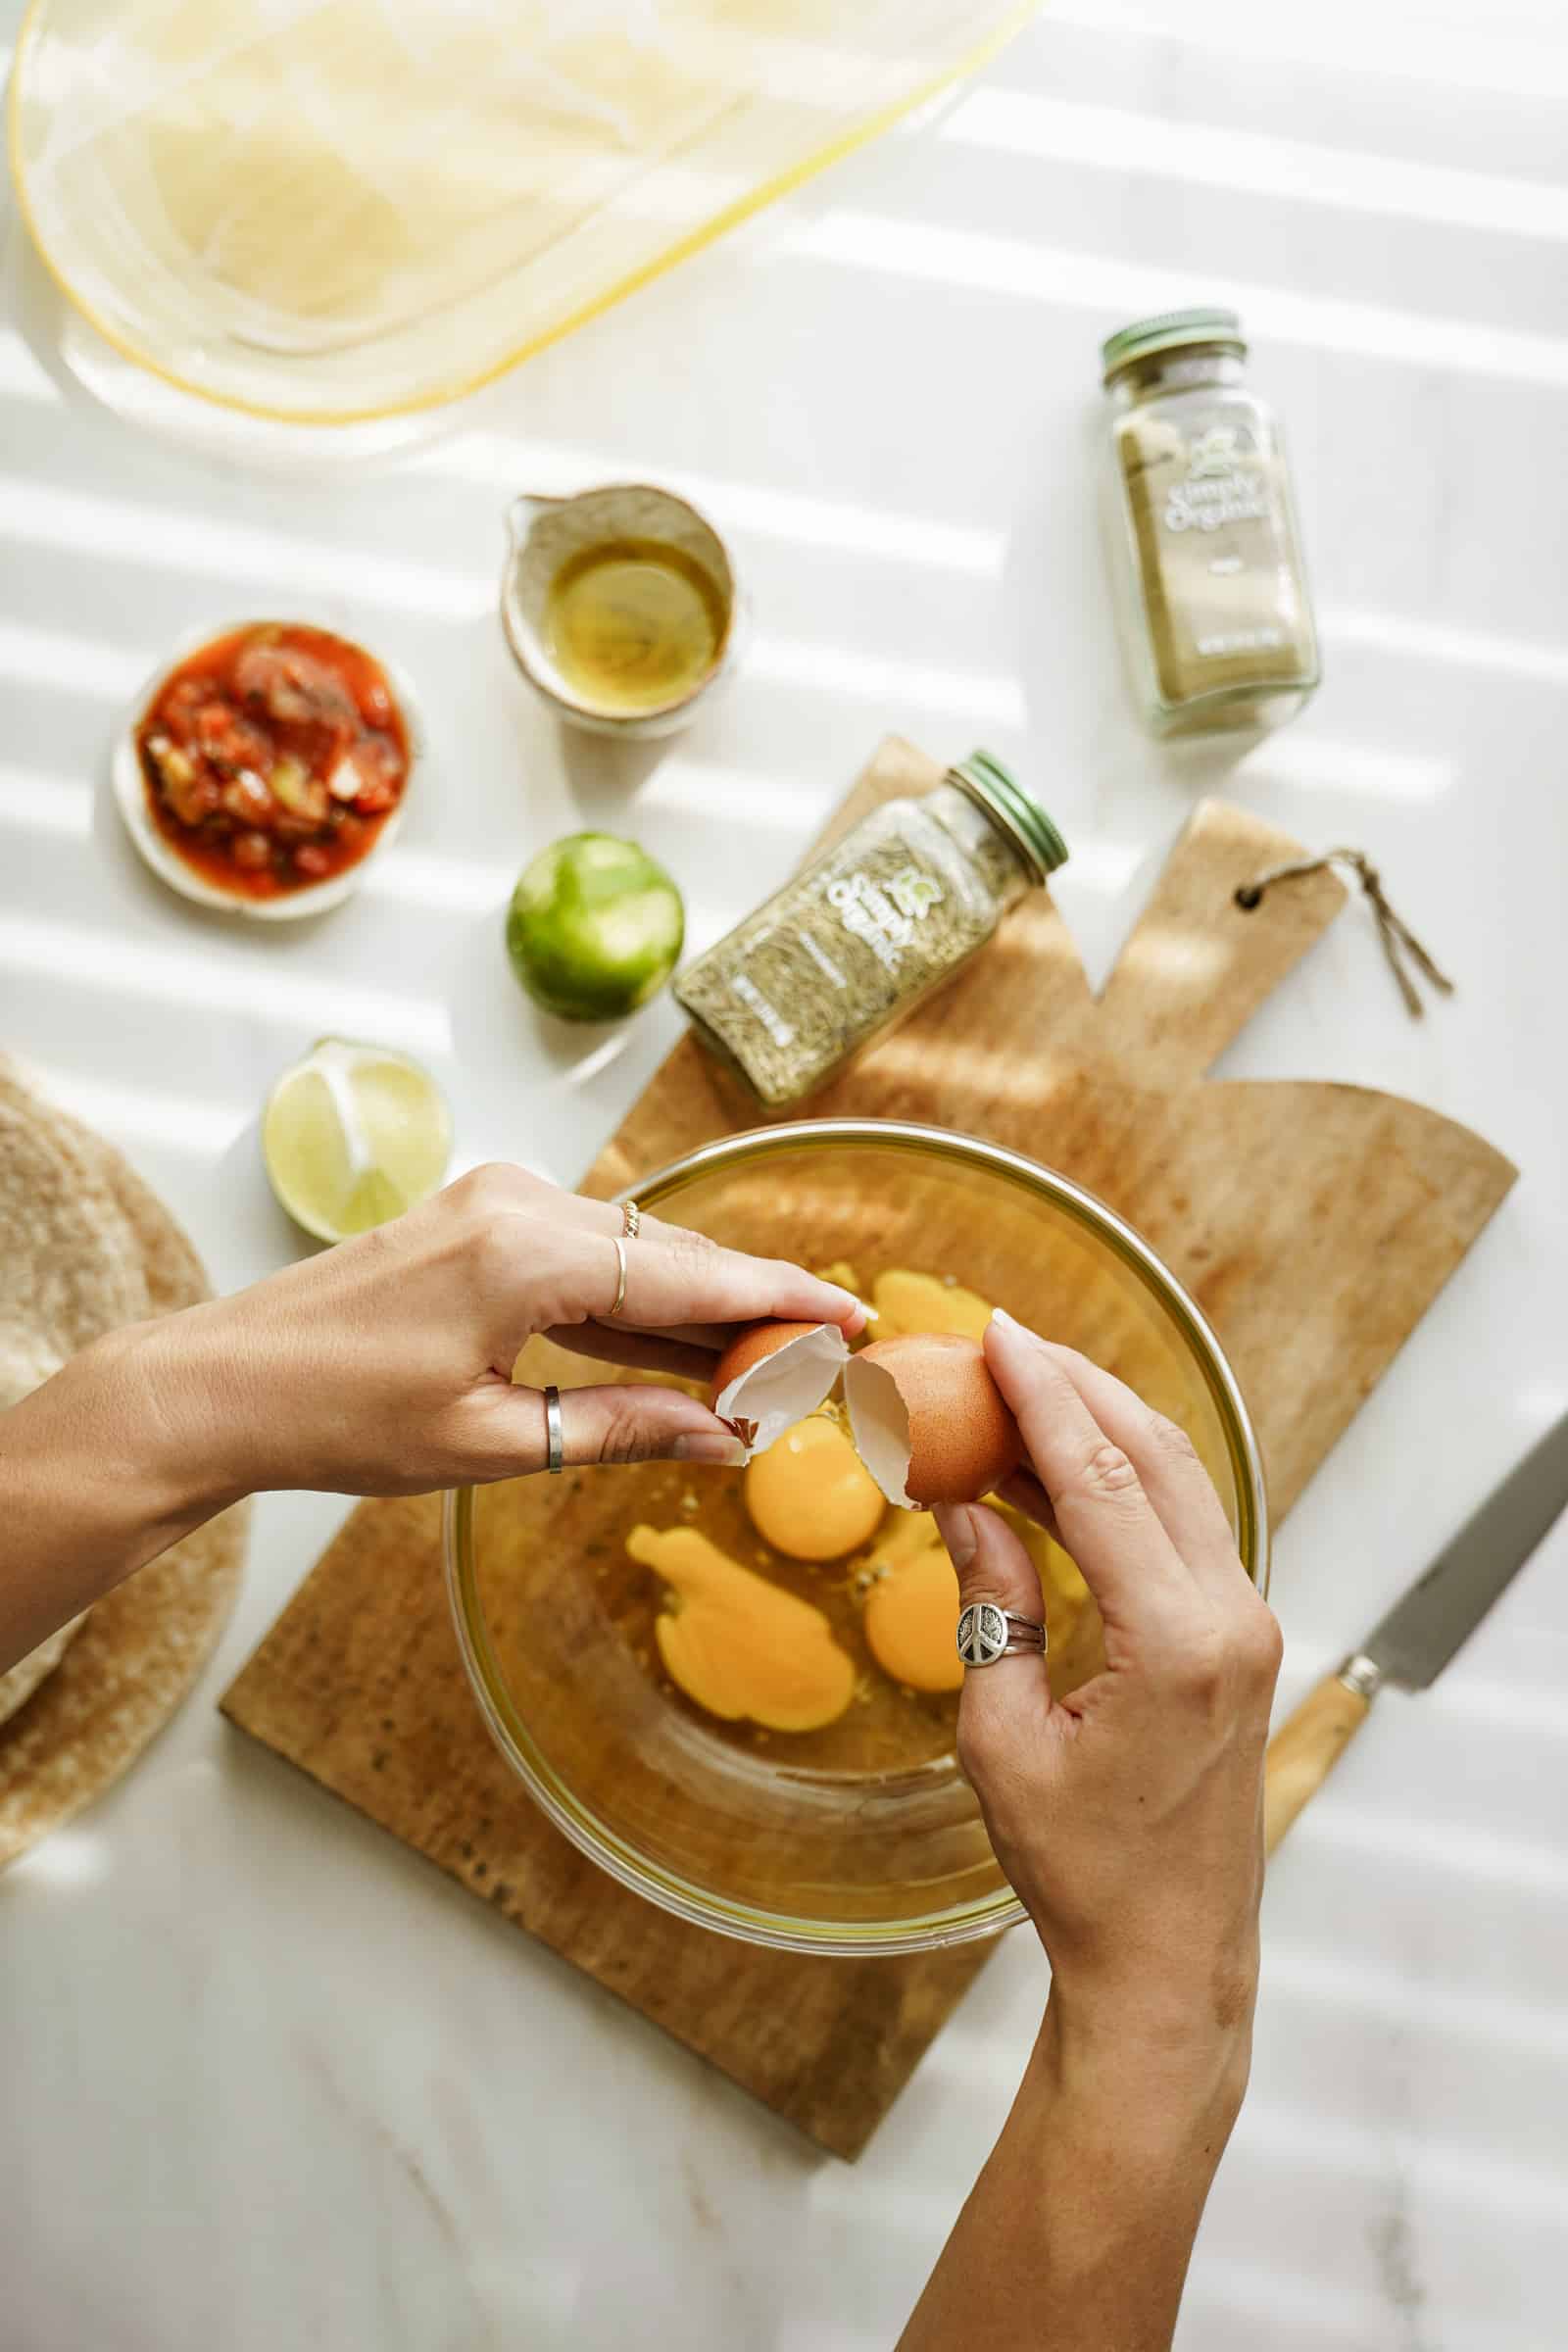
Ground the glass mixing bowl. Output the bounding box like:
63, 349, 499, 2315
446, 1120, 1267, 1956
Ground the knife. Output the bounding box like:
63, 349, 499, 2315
1263, 1409, 1568, 1855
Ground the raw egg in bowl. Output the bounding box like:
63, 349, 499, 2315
447, 1120, 1267, 1955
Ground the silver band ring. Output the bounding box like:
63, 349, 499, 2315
544, 1385, 565, 1475
607, 1236, 628, 1320
620, 1199, 642, 1240
956, 1600, 1048, 1668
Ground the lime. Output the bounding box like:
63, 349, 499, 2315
505, 831, 684, 1022
263, 1038, 452, 1244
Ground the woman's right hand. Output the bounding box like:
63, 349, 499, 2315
905, 1322, 1281, 2344
935, 1311, 1282, 2086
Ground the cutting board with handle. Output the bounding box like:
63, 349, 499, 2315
222, 737, 1514, 2159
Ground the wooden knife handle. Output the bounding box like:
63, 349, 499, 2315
1263, 1667, 1374, 1856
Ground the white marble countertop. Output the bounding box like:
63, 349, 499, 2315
3, 2, 1566, 2345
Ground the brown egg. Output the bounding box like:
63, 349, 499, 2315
710, 1318, 848, 1459
843, 1332, 1022, 1507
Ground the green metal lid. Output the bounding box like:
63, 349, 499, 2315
948, 751, 1068, 884
1100, 307, 1246, 384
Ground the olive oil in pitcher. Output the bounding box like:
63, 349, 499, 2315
545, 538, 727, 715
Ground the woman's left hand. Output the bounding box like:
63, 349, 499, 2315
2, 1163, 864, 1675
105, 1161, 866, 1503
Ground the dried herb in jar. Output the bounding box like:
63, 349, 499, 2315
674, 751, 1067, 1106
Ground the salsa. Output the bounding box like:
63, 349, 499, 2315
135, 622, 410, 900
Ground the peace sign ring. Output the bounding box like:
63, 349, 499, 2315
956, 1600, 1048, 1668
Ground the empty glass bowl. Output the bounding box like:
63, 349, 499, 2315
446, 1120, 1267, 1956
12, 0, 1035, 425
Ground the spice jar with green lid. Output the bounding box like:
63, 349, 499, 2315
1101, 308, 1320, 736
674, 751, 1068, 1106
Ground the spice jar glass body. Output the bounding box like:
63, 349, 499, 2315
674, 763, 1062, 1108
1102, 320, 1320, 737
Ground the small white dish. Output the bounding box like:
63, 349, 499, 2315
500, 482, 743, 741
112, 619, 423, 923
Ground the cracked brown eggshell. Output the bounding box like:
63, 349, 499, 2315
709, 1318, 849, 1460
844, 1332, 1023, 1508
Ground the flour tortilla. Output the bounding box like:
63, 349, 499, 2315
0, 1614, 88, 1731
0, 1059, 248, 1866
0, 1095, 150, 1348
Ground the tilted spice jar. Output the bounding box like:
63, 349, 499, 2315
1101, 308, 1320, 736
674, 751, 1067, 1106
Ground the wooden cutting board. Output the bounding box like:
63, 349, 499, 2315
222, 738, 1515, 2159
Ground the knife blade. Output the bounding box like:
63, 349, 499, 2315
1264, 1408, 1568, 1855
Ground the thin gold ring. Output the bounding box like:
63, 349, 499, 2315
621, 1200, 642, 1239
608, 1235, 628, 1319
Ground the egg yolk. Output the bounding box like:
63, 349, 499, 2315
860, 1501, 1096, 1697
628, 1524, 855, 1733
872, 1269, 996, 1345
861, 1515, 965, 1692
744, 1414, 887, 1562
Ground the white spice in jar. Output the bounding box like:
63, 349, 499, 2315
1101, 308, 1320, 736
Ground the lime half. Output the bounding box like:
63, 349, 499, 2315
506, 831, 684, 1022
263, 1038, 452, 1243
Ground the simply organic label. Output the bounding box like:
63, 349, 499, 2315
1162, 423, 1272, 535
824, 865, 945, 972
